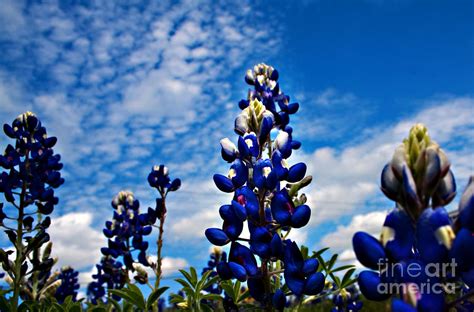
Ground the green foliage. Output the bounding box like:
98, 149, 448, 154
108, 283, 169, 311
169, 267, 221, 311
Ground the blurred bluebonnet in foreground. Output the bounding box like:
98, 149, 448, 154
352, 124, 474, 311
0, 112, 64, 309
205, 64, 324, 310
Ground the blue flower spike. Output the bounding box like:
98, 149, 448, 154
205, 64, 321, 309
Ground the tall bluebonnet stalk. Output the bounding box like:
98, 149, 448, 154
0, 112, 64, 309
205, 64, 324, 310
147, 165, 180, 289
55, 266, 80, 303
88, 190, 153, 303
352, 124, 474, 311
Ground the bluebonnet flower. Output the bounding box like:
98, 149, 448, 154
352, 124, 474, 311
101, 191, 153, 271
206, 65, 323, 310
201, 247, 227, 294
0, 112, 63, 307
87, 256, 127, 304
55, 266, 80, 303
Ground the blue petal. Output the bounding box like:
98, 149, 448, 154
231, 200, 247, 222
449, 228, 474, 271
247, 277, 265, 301
380, 164, 400, 201
223, 219, 243, 240
287, 163, 307, 182
272, 289, 286, 311
216, 262, 232, 280
229, 262, 247, 281
284, 270, 305, 296
213, 174, 235, 193
291, 205, 311, 228
352, 232, 386, 270
230, 242, 258, 276
432, 170, 456, 207
392, 299, 416, 312
271, 191, 292, 226
304, 272, 325, 295
402, 164, 420, 210
416, 208, 451, 263
302, 258, 319, 275
237, 136, 250, 158
358, 270, 390, 301
383, 209, 414, 261
271, 233, 283, 258
205, 228, 230, 246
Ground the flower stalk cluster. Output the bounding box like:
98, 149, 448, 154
205, 64, 324, 310
352, 124, 474, 311
0, 112, 64, 310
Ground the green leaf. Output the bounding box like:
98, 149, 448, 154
331, 265, 355, 273
233, 280, 241, 301
300, 245, 309, 259
201, 294, 222, 301
180, 269, 195, 286
108, 297, 122, 312
327, 254, 338, 270
313, 247, 330, 258
146, 286, 169, 309
175, 278, 191, 289
169, 294, 185, 304
220, 281, 236, 302
341, 268, 356, 288
109, 289, 140, 308
196, 270, 212, 291
190, 267, 198, 285
126, 283, 146, 308
201, 275, 220, 291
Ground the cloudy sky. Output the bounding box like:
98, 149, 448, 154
0, 0, 473, 295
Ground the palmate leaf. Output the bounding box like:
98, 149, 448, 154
179, 269, 196, 286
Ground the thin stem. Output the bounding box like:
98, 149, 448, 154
154, 194, 166, 289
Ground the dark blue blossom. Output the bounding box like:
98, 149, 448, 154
55, 266, 80, 303
101, 191, 153, 270
206, 64, 322, 309
87, 256, 127, 304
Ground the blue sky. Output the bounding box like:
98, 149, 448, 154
0, 0, 473, 297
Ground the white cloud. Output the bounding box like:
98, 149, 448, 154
319, 211, 387, 252
48, 212, 104, 271
304, 96, 474, 226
